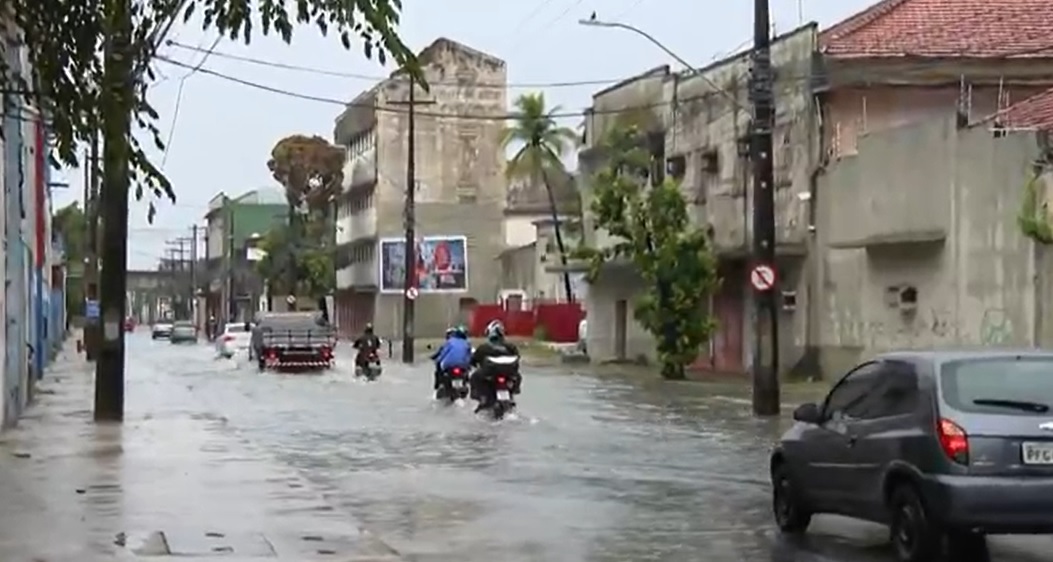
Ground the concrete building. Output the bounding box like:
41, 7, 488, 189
578, 25, 818, 370
578, 0, 1053, 378
498, 216, 586, 308
202, 187, 288, 324
816, 108, 1053, 372
331, 38, 507, 340
2, 23, 61, 429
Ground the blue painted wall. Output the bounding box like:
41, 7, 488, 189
3, 35, 28, 428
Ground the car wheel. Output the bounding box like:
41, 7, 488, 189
771, 463, 812, 534
888, 485, 942, 562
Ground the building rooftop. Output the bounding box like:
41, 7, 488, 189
988, 87, 1053, 130
820, 0, 1053, 58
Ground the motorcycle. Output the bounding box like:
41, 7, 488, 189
436, 365, 470, 402
474, 355, 520, 419
355, 352, 382, 381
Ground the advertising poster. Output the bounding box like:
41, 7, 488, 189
379, 235, 468, 292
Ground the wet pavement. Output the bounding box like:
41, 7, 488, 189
3, 333, 1053, 561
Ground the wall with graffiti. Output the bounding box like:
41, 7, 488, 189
813, 114, 1039, 376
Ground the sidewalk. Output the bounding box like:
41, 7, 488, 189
0, 340, 403, 561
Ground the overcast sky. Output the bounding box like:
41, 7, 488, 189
51, 0, 878, 269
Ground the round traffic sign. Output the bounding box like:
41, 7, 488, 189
405, 287, 419, 300
286, 295, 296, 304
750, 264, 776, 291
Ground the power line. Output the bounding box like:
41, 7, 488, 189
161, 34, 223, 169
155, 54, 761, 121
165, 39, 632, 89
504, 0, 561, 51
507, 0, 585, 53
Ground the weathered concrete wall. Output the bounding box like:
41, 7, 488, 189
815, 113, 1042, 375
585, 265, 655, 362
350, 39, 508, 338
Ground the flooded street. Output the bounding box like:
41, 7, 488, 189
133, 334, 1053, 562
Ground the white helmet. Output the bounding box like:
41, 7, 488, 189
485, 320, 505, 341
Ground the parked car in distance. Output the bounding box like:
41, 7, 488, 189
151, 321, 173, 340
770, 350, 1053, 562
124, 317, 136, 332
169, 321, 197, 344
216, 322, 252, 358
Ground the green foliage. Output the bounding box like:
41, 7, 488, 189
1018, 170, 1053, 244
2, 0, 417, 221
581, 124, 719, 379
255, 221, 334, 298
52, 202, 87, 264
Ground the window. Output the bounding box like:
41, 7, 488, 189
940, 356, 1053, 416
823, 362, 883, 420
852, 360, 920, 419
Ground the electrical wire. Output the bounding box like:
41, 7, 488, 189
160, 34, 223, 169
165, 39, 631, 89
507, 0, 585, 54
504, 0, 561, 51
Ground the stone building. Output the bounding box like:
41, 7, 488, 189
578, 24, 818, 371
331, 38, 507, 339
578, 0, 1053, 378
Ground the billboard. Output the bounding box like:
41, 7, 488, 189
379, 235, 468, 293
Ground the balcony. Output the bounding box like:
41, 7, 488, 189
346, 206, 377, 242
343, 147, 377, 191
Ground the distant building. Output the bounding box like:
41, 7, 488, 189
331, 37, 508, 339
202, 187, 288, 324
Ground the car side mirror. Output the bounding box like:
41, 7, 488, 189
792, 403, 822, 424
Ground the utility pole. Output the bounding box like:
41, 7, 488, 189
190, 225, 198, 327
226, 204, 235, 322
750, 0, 780, 416
83, 135, 100, 361
389, 75, 435, 364
94, 0, 134, 422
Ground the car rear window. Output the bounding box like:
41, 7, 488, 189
940, 357, 1053, 415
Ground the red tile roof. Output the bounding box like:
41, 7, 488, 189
821, 0, 1053, 58
990, 87, 1053, 130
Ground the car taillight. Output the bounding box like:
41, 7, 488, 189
222, 335, 235, 342
451, 367, 462, 376
938, 417, 969, 464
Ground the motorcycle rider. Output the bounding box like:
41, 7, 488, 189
469, 320, 521, 402
430, 327, 457, 389
352, 323, 382, 373
434, 325, 472, 393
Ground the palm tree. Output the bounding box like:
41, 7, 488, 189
502, 92, 579, 302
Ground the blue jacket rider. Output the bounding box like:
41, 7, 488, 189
437, 327, 472, 370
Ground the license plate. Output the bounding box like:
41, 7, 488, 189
496, 390, 511, 401
1022, 442, 1053, 464
452, 379, 466, 388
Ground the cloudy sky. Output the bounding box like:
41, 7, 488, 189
51, 0, 879, 269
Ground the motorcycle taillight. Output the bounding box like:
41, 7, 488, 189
496, 376, 506, 387
452, 367, 462, 376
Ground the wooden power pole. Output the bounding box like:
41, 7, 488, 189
84, 133, 100, 361
750, 0, 780, 416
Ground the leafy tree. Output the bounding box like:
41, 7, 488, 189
2, 0, 417, 217
577, 123, 719, 379
53, 202, 87, 321
501, 92, 579, 302
264, 134, 342, 306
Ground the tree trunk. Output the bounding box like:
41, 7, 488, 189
94, 0, 134, 422
541, 168, 574, 303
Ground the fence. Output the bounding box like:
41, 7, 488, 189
468, 301, 584, 343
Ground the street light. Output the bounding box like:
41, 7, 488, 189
577, 16, 742, 110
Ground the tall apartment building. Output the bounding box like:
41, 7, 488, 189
332, 38, 508, 339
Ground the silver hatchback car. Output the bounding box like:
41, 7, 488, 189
771, 350, 1053, 562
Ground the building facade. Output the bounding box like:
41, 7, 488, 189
202, 188, 288, 324
2, 23, 60, 429
577, 0, 1053, 379
332, 38, 507, 339
579, 25, 817, 371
